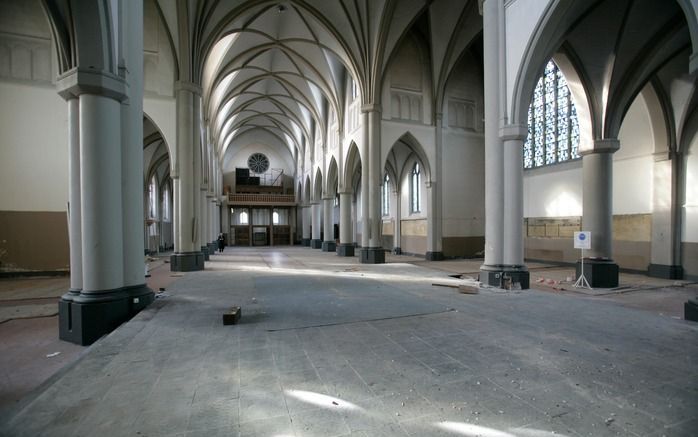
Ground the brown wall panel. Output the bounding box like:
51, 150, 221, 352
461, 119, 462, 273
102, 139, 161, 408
442, 236, 484, 258
0, 210, 69, 271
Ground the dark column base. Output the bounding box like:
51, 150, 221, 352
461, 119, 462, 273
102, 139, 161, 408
575, 259, 619, 288
685, 299, 698, 322
201, 246, 210, 261
337, 244, 355, 256
648, 264, 683, 280
393, 247, 402, 255
310, 239, 323, 249
170, 251, 204, 272
360, 247, 385, 264
302, 238, 311, 247
59, 284, 154, 345
480, 265, 530, 290
425, 251, 444, 261
208, 242, 217, 255
322, 241, 336, 252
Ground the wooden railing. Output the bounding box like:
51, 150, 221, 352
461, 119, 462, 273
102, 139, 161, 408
228, 193, 296, 205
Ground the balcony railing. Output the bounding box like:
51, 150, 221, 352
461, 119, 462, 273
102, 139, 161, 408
228, 193, 296, 205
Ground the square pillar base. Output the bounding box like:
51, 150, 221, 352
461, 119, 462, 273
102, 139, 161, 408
322, 241, 336, 252
393, 247, 402, 255
310, 239, 323, 249
648, 264, 683, 280
337, 244, 355, 257
425, 251, 444, 261
208, 242, 218, 255
360, 248, 385, 264
59, 286, 154, 345
575, 259, 619, 288
302, 238, 311, 247
685, 299, 698, 322
170, 252, 204, 272
480, 265, 530, 290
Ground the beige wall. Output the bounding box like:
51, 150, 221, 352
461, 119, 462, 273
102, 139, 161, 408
525, 214, 652, 271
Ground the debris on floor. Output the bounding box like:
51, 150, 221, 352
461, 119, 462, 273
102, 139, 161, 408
46, 352, 61, 358
223, 306, 241, 325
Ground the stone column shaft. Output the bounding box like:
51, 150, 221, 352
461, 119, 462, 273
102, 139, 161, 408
502, 125, 527, 266
67, 97, 82, 294
311, 202, 322, 248
322, 197, 336, 251
482, 0, 504, 268
301, 205, 311, 245
338, 191, 354, 256
121, 0, 145, 287
393, 190, 401, 254
79, 94, 124, 293
360, 105, 385, 263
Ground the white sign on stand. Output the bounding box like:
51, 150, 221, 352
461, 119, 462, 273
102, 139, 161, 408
574, 231, 591, 249
573, 231, 592, 289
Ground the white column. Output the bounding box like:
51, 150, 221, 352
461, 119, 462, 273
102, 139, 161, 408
649, 153, 682, 277
502, 125, 527, 266
365, 105, 382, 249
322, 197, 335, 251
171, 82, 203, 270
120, 0, 145, 287
360, 111, 370, 249
311, 202, 322, 247
67, 97, 82, 294
393, 188, 401, 253
426, 113, 443, 259
302, 205, 311, 244
482, 0, 504, 269
80, 94, 124, 292
339, 191, 353, 244
582, 140, 618, 260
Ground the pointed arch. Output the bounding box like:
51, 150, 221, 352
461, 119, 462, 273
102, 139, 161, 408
343, 141, 362, 191
326, 157, 339, 196
313, 167, 323, 202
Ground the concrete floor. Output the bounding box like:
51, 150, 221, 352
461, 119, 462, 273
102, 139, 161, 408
0, 247, 696, 436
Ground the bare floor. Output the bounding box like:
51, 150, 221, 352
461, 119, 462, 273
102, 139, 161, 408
0, 248, 696, 437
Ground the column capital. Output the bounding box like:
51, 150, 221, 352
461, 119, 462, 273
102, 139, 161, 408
361, 103, 382, 113
56, 68, 127, 102
337, 189, 352, 195
580, 138, 620, 156
499, 123, 528, 141
174, 81, 203, 95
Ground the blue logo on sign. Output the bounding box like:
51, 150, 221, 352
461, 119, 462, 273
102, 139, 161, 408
579, 233, 586, 240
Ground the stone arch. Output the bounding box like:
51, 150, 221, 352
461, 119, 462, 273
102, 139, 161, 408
313, 168, 323, 202
326, 157, 339, 197
343, 142, 362, 191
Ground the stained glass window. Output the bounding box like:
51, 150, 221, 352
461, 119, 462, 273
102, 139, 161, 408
411, 163, 421, 213
382, 174, 390, 216
523, 60, 580, 169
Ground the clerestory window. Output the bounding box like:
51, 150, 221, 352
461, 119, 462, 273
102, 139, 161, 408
410, 163, 421, 213
524, 60, 580, 169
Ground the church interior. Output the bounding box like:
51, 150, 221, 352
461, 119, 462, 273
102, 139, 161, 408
0, 0, 697, 435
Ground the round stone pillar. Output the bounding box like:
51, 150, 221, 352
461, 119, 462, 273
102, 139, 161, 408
322, 197, 336, 251
360, 104, 385, 264
67, 97, 82, 295
579, 139, 619, 287
301, 205, 311, 246
311, 202, 322, 248
338, 191, 354, 256
170, 82, 204, 271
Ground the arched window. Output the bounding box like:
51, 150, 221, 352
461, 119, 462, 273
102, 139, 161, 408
382, 174, 390, 216
523, 60, 580, 169
272, 211, 279, 225
410, 163, 421, 213
240, 210, 249, 225
351, 78, 359, 100
148, 176, 158, 219
161, 182, 171, 222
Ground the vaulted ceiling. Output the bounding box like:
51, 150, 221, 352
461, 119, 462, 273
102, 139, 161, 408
153, 0, 482, 173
